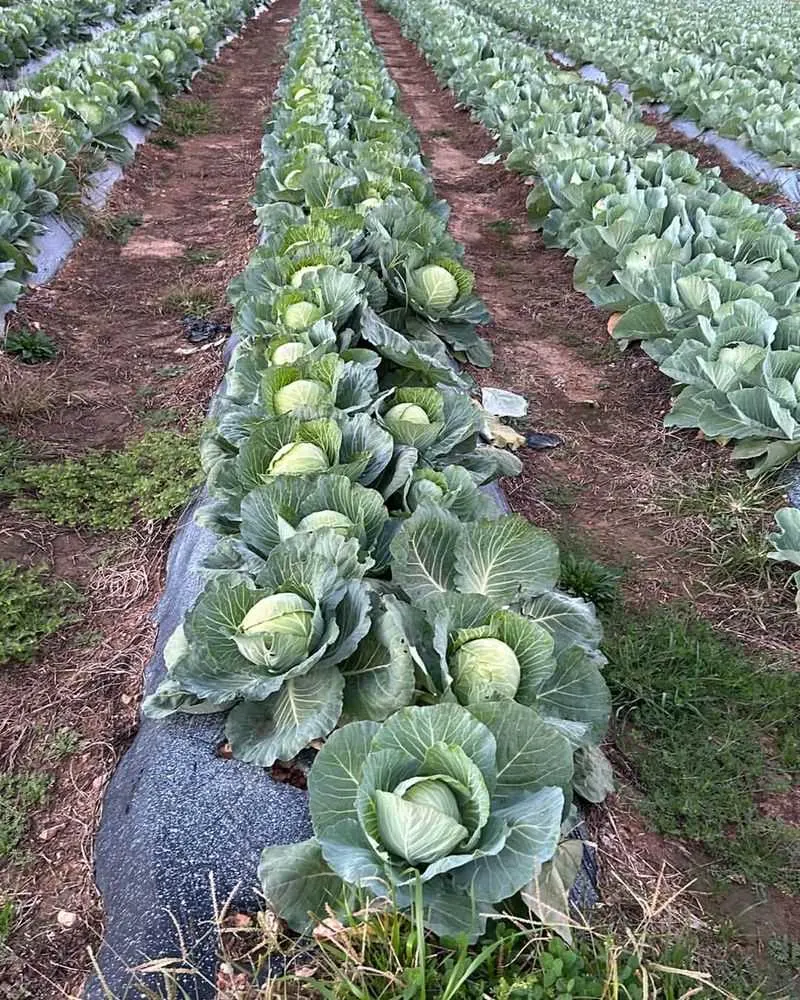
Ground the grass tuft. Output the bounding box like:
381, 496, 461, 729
91, 210, 143, 246
157, 97, 220, 138
160, 282, 218, 318
184, 246, 224, 266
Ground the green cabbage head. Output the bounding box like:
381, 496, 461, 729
259, 702, 572, 942
407, 264, 460, 310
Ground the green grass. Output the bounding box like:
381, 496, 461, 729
155, 364, 188, 379
558, 550, 622, 610
218, 905, 731, 1000
602, 603, 799, 893
157, 97, 220, 138
140, 407, 181, 429
0, 900, 14, 945
0, 771, 52, 861
0, 561, 81, 666
7, 429, 203, 531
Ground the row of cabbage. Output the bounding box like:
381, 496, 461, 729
378, 0, 800, 606
142, 0, 615, 941
466, 0, 800, 168
0, 0, 156, 76
0, 0, 259, 309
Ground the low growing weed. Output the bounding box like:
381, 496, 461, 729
3, 328, 57, 364
0, 771, 52, 861
92, 210, 143, 245
217, 906, 726, 1000
8, 429, 203, 530
0, 561, 81, 666
157, 97, 220, 138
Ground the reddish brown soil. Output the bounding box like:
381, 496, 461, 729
364, 0, 800, 976
0, 3, 297, 995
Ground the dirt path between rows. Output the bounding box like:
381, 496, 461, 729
0, 2, 297, 994
363, 1, 799, 658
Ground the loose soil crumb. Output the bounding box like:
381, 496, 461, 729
0, 3, 297, 995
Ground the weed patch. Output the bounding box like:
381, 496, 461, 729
2, 328, 57, 364
487, 217, 518, 238
91, 211, 143, 245
183, 246, 224, 266
7, 429, 203, 531
216, 905, 731, 1000
161, 282, 217, 318
0, 771, 52, 861
157, 97, 220, 138
603, 603, 800, 892
0, 561, 81, 667
662, 471, 788, 588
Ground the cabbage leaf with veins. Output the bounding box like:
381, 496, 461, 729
259, 702, 571, 941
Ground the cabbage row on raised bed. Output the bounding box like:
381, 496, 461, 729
378, 0, 800, 607
143, 0, 614, 941
0, 0, 155, 76
462, 0, 800, 169
0, 0, 259, 308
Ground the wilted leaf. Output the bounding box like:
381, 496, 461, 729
521, 839, 585, 943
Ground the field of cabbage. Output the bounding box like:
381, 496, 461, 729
139, 0, 615, 941
377, 0, 800, 603
0, 0, 258, 309
465, 0, 800, 168
2, 0, 800, 988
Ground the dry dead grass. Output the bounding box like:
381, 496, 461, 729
0, 353, 65, 421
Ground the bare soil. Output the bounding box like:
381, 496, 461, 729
0, 3, 297, 994
363, 0, 800, 980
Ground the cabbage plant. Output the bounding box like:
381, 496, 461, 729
144, 532, 376, 763
259, 353, 381, 417
390, 505, 611, 787
203, 412, 395, 502
379, 386, 523, 483
200, 474, 391, 574
259, 702, 572, 940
